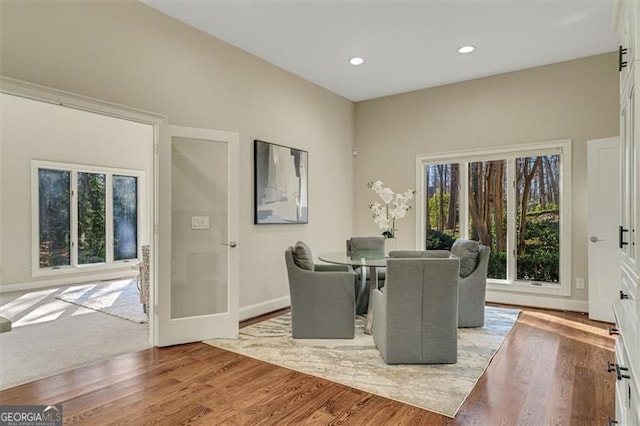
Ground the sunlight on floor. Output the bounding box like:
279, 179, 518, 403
0, 280, 151, 390
519, 311, 614, 351
9, 295, 96, 327
13, 304, 66, 327
61, 279, 131, 309
525, 310, 610, 335
1, 288, 58, 316
0, 288, 62, 326
1, 279, 139, 327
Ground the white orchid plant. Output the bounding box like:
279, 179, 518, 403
367, 180, 416, 238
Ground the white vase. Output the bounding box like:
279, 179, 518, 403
384, 237, 397, 256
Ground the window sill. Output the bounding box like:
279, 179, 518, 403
487, 280, 571, 297
32, 260, 140, 278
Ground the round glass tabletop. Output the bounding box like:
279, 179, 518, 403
318, 251, 387, 268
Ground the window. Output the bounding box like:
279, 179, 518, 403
77, 172, 106, 264
38, 169, 71, 268
426, 163, 460, 244
468, 159, 508, 280
33, 161, 143, 275
417, 141, 571, 295
113, 175, 138, 261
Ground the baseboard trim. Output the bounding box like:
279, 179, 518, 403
240, 296, 291, 321
486, 290, 589, 313
0, 270, 139, 293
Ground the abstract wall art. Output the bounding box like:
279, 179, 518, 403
254, 139, 308, 224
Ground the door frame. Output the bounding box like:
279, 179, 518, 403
1, 76, 166, 346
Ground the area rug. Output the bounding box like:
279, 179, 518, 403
204, 306, 519, 418
55, 278, 147, 324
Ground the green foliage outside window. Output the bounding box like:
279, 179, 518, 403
38, 166, 138, 269
425, 229, 456, 250
78, 172, 106, 264
39, 169, 71, 267
514, 210, 559, 282
425, 154, 561, 284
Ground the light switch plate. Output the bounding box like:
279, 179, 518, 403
191, 216, 210, 230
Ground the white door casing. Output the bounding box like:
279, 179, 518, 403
587, 136, 621, 323
156, 124, 239, 347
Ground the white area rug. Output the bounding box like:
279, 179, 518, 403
204, 306, 519, 418
56, 279, 147, 324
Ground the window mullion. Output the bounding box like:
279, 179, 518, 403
506, 159, 517, 284
106, 173, 114, 264
459, 162, 469, 238
70, 170, 78, 267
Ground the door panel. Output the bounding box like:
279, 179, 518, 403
157, 125, 239, 346
588, 137, 621, 322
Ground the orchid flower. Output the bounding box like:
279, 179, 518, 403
367, 181, 416, 238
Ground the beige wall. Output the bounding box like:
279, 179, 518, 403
0, 1, 620, 312
0, 2, 355, 314
354, 53, 619, 307
1, 93, 153, 286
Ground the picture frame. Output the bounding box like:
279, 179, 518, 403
254, 139, 308, 224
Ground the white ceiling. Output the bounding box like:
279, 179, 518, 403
142, 0, 619, 102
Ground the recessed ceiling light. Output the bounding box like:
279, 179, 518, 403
458, 46, 475, 54
349, 57, 365, 66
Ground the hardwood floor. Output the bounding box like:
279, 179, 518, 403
0, 306, 615, 425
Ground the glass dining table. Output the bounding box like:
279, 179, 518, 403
318, 251, 386, 335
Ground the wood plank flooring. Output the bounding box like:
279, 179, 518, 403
0, 306, 615, 425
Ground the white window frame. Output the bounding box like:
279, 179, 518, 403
32, 160, 145, 277
415, 139, 572, 296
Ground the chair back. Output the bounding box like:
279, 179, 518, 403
375, 256, 459, 364
389, 250, 451, 258
456, 243, 491, 327
474, 245, 490, 277
284, 247, 302, 300
348, 236, 384, 258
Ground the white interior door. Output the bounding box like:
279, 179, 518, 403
156, 124, 239, 346
587, 136, 621, 322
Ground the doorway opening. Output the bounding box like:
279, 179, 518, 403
0, 88, 159, 388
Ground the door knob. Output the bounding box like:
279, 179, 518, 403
590, 236, 604, 242
222, 241, 237, 248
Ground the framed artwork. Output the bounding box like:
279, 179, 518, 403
254, 139, 308, 224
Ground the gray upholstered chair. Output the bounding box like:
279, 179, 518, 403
285, 242, 356, 339
450, 239, 491, 328
388, 250, 451, 258
347, 236, 385, 257
347, 236, 386, 315
371, 254, 460, 364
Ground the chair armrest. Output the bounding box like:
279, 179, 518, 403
315, 263, 350, 272
292, 266, 356, 286
290, 268, 357, 308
